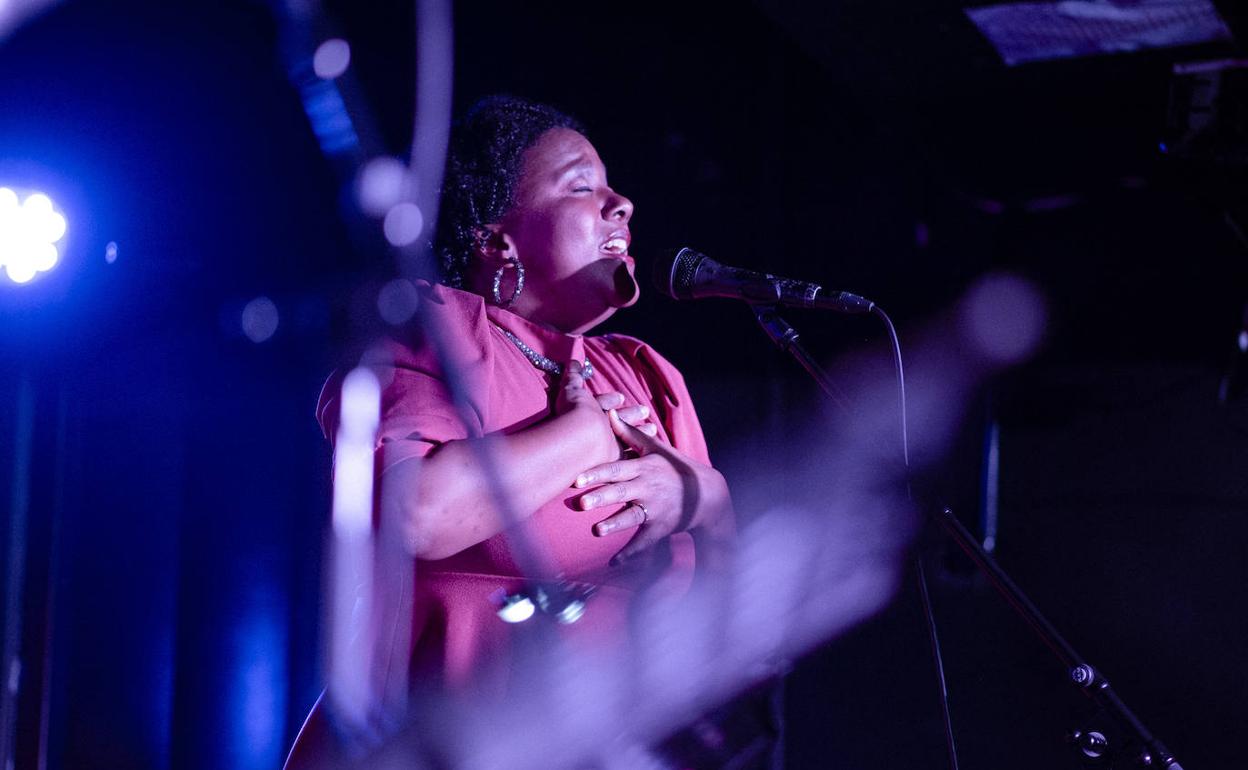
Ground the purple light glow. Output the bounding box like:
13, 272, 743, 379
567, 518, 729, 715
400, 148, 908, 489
961, 273, 1047, 365
1022, 193, 1083, 213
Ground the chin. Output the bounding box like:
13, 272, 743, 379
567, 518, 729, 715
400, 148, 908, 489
609, 258, 641, 308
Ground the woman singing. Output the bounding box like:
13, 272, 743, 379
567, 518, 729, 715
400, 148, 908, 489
288, 95, 736, 765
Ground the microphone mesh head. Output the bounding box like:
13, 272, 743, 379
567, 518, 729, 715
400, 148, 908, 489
653, 247, 704, 300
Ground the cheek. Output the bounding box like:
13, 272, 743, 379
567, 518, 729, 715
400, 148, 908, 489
510, 211, 559, 262
551, 205, 597, 244
524, 208, 596, 271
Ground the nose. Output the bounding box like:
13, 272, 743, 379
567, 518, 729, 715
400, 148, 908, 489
603, 189, 633, 224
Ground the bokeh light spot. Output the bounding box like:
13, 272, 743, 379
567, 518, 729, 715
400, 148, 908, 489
105, 241, 119, 264
377, 277, 419, 325
383, 202, 424, 246
962, 273, 1047, 364
357, 157, 411, 217
241, 296, 280, 343
312, 38, 351, 80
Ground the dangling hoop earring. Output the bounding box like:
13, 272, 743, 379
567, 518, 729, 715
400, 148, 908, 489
492, 256, 525, 308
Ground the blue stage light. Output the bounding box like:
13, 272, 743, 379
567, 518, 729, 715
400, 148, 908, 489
0, 187, 67, 285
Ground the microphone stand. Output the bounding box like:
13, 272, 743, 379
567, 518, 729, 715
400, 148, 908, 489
751, 305, 854, 414
749, 303, 1184, 770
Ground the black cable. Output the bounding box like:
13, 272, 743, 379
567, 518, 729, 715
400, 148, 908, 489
871, 306, 910, 469
871, 305, 960, 770
916, 558, 960, 770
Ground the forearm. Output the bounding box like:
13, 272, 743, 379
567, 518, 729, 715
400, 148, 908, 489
382, 408, 614, 560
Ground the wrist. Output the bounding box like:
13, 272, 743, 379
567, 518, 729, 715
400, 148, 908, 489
693, 469, 736, 539
564, 404, 617, 466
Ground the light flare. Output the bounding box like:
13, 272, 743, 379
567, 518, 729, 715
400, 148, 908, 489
0, 187, 67, 285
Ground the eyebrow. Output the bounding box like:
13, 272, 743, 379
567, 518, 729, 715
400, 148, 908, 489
553, 154, 596, 180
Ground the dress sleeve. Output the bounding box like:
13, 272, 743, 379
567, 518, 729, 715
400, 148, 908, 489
316, 286, 494, 473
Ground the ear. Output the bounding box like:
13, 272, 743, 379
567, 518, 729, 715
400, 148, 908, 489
472, 224, 519, 268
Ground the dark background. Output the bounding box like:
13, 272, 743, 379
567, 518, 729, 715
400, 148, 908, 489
1, 0, 1246, 767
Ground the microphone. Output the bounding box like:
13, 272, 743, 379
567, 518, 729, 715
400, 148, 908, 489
652, 247, 875, 313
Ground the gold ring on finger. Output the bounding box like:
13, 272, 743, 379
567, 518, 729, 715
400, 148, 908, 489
634, 502, 649, 525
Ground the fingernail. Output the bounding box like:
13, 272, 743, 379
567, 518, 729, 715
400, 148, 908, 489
582, 495, 598, 508
639, 405, 649, 418
575, 474, 590, 488
608, 408, 619, 422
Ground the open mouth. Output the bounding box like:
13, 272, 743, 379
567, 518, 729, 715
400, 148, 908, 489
599, 231, 630, 255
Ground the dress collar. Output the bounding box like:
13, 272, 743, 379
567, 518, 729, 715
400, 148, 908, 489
484, 301, 586, 369
425, 282, 587, 367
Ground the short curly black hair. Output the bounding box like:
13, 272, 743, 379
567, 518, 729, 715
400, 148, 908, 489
435, 95, 586, 287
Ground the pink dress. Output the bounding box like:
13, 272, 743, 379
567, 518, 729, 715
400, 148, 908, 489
317, 283, 710, 696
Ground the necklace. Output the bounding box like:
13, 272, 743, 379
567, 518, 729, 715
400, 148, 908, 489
496, 326, 594, 379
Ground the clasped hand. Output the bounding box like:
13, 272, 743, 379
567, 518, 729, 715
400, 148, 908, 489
555, 360, 732, 565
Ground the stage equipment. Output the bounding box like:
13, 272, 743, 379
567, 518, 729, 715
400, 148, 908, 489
1166, 58, 1248, 167
967, 0, 1232, 67
1164, 58, 1248, 407
0, 187, 66, 285
658, 250, 1184, 769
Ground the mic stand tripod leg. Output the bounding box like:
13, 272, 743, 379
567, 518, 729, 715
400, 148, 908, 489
932, 506, 1182, 770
